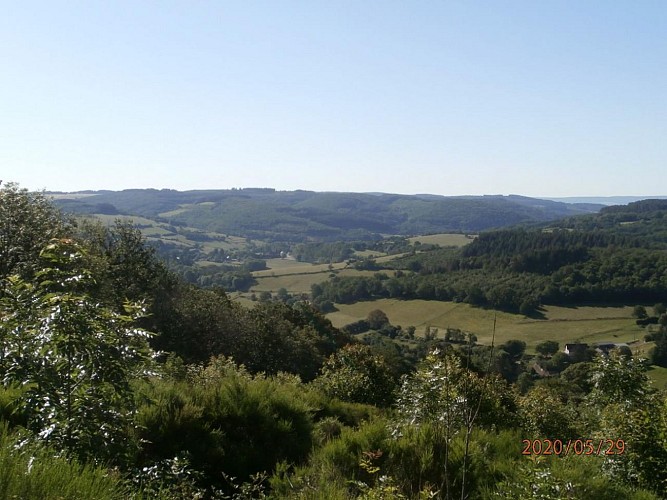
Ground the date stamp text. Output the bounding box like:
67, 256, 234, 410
521, 439, 625, 456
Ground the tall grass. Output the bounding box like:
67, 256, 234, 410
273, 423, 661, 499
0, 422, 129, 500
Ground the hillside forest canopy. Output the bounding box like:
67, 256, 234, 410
1, 181, 666, 499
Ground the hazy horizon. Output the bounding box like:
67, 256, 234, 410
37, 185, 667, 206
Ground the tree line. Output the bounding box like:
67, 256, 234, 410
312, 217, 667, 313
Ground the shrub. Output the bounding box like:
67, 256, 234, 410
135, 361, 316, 491
316, 344, 397, 407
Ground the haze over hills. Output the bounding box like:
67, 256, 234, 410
545, 196, 667, 206
48, 188, 604, 241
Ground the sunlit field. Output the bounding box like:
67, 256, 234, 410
408, 233, 476, 247
327, 299, 646, 351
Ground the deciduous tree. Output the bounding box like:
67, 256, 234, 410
0, 240, 154, 463
0, 182, 72, 281
536, 340, 559, 357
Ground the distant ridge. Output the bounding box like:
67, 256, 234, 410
542, 196, 667, 206
47, 188, 604, 242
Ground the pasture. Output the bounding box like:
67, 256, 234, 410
326, 299, 646, 352
647, 366, 667, 390
375, 253, 409, 263
353, 250, 387, 258
159, 207, 190, 217
253, 258, 347, 277
408, 233, 475, 247
251, 257, 404, 294
252, 273, 335, 294
90, 213, 251, 252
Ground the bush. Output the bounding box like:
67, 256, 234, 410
135, 362, 316, 491
536, 340, 559, 357
270, 418, 389, 498
316, 344, 397, 407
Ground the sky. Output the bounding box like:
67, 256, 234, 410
1, 1, 666, 197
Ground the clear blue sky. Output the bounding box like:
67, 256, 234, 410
2, 1, 665, 196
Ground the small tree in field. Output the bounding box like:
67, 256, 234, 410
633, 305, 648, 319
535, 340, 559, 357
367, 309, 389, 330
0, 240, 154, 463
500, 339, 526, 361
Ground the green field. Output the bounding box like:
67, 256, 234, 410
158, 201, 215, 218
252, 258, 355, 293
227, 293, 258, 308
326, 299, 646, 351
337, 269, 387, 278
47, 193, 97, 200
251, 269, 386, 294
253, 259, 348, 276
251, 257, 405, 294
647, 366, 667, 391
93, 214, 163, 226
628, 340, 667, 390
90, 213, 251, 252
375, 253, 409, 263
159, 207, 190, 217
408, 233, 475, 247
251, 274, 335, 294
353, 249, 387, 258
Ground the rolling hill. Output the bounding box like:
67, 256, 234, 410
49, 189, 602, 242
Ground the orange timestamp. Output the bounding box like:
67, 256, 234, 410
522, 438, 625, 456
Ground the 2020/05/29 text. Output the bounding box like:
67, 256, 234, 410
522, 439, 625, 456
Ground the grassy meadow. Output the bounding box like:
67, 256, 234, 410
92, 213, 251, 252
353, 249, 387, 258
329, 298, 667, 388
408, 232, 476, 247
326, 299, 647, 351
251, 273, 335, 294
647, 365, 667, 390
252, 258, 348, 277
248, 233, 475, 295
251, 259, 343, 293
250, 254, 653, 366
246, 251, 665, 390
250, 256, 396, 293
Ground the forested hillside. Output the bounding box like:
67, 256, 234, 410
50, 189, 600, 241
312, 200, 667, 314
2, 183, 666, 499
